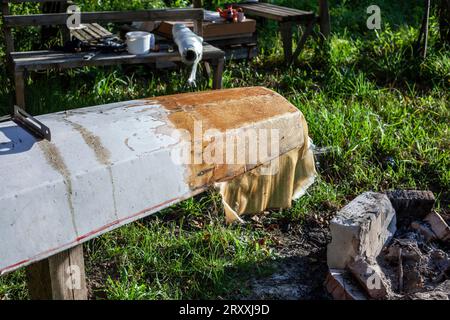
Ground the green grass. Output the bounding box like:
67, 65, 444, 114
85, 192, 274, 300
0, 0, 449, 299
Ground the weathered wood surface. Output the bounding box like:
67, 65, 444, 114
26, 244, 87, 300
416, 0, 431, 58
229, 2, 317, 63
71, 23, 113, 43
0, 87, 308, 275
291, 19, 316, 62
4, 6, 224, 105
280, 21, 293, 61
2, 0, 15, 54
10, 44, 224, 106
156, 19, 256, 40
233, 2, 314, 22
14, 70, 25, 108
4, 9, 204, 27
11, 43, 224, 71
206, 34, 256, 46
318, 0, 331, 38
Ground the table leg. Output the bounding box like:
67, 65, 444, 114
14, 70, 26, 109
280, 21, 293, 62
291, 19, 316, 63
26, 244, 88, 300
203, 61, 212, 79
211, 58, 224, 89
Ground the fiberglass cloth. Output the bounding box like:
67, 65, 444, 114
216, 115, 316, 223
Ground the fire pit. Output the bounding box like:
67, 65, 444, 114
325, 190, 450, 300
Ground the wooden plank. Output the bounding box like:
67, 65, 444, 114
14, 70, 25, 108
251, 3, 310, 16
72, 24, 112, 42
82, 25, 103, 40
239, 6, 313, 22
236, 5, 286, 21
1, 1, 15, 54
90, 23, 112, 37
26, 244, 87, 300
156, 19, 256, 40
206, 34, 256, 45
291, 18, 315, 63
26, 259, 53, 299
262, 3, 312, 15
318, 0, 331, 38
4, 8, 204, 27
280, 21, 293, 62
237, 3, 314, 21
11, 49, 56, 57
194, 18, 203, 37
417, 0, 431, 58
71, 28, 90, 41
11, 44, 224, 71
224, 44, 258, 60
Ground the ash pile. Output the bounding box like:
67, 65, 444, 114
324, 190, 450, 300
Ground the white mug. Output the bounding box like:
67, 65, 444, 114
126, 31, 151, 55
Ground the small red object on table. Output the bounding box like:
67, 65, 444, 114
217, 5, 242, 23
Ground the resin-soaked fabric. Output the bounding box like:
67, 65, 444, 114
217, 118, 316, 223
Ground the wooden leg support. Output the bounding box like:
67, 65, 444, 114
26, 244, 88, 300
14, 70, 25, 109
211, 58, 224, 89
416, 0, 431, 58
280, 22, 293, 62
291, 19, 316, 64
203, 61, 212, 79
319, 0, 331, 39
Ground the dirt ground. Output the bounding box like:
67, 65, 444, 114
238, 216, 332, 300
239, 207, 450, 300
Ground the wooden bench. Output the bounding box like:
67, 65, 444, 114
1, 1, 225, 109
236, 1, 330, 63
208, 0, 330, 63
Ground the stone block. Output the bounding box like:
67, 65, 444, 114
327, 192, 396, 269
386, 190, 435, 218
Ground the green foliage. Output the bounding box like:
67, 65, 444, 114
94, 215, 272, 299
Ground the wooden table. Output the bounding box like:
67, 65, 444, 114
1, 6, 225, 109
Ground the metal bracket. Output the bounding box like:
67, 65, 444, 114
0, 106, 51, 141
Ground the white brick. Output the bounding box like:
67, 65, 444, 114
327, 192, 396, 269
424, 212, 450, 242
